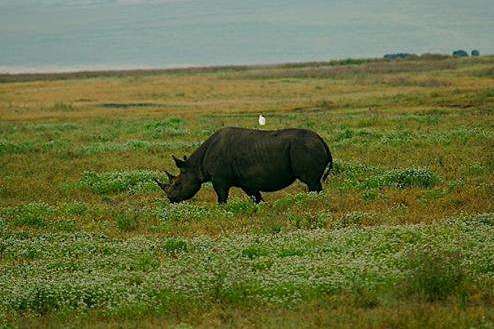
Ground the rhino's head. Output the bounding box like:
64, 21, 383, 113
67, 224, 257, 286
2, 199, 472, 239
155, 155, 202, 203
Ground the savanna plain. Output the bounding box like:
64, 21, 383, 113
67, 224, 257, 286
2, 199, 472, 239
0, 56, 494, 328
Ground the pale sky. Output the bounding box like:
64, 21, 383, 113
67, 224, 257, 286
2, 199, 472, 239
1, 0, 492, 72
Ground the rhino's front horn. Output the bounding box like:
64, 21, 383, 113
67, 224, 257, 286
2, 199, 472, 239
153, 178, 168, 191
165, 171, 175, 181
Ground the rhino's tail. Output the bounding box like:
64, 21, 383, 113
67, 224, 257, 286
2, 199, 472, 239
322, 156, 333, 182
321, 140, 333, 182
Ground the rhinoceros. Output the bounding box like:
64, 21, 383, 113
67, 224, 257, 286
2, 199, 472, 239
154, 127, 333, 204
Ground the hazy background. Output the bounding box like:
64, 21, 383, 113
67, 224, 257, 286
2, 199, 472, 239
1, 0, 493, 73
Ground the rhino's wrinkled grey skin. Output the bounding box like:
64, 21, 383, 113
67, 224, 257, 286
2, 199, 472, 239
155, 127, 333, 204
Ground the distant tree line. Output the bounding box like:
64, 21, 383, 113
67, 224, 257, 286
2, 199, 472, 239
384, 50, 480, 60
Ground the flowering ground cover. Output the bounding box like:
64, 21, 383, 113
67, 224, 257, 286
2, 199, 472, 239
1, 56, 493, 328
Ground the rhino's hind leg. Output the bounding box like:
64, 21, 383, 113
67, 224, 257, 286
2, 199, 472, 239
306, 181, 322, 193
296, 169, 324, 193
290, 138, 328, 192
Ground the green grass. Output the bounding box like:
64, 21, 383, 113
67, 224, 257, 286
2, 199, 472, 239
0, 56, 493, 328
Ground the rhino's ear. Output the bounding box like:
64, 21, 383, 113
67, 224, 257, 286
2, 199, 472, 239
172, 155, 187, 169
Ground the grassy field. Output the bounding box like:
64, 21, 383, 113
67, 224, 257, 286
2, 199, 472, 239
1, 56, 493, 328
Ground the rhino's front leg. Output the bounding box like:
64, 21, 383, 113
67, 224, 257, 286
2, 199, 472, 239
252, 191, 264, 204
241, 187, 264, 204
212, 180, 230, 204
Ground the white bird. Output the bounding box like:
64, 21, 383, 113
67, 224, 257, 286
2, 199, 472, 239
258, 114, 266, 126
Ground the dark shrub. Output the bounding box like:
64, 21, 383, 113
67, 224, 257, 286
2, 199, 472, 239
63, 201, 88, 216
80, 170, 158, 195
453, 50, 468, 57
5, 202, 54, 228
402, 248, 467, 301
144, 117, 187, 138
225, 198, 257, 215
376, 168, 440, 189
242, 246, 269, 259
384, 53, 417, 60
163, 238, 188, 253
115, 211, 139, 232
420, 53, 450, 60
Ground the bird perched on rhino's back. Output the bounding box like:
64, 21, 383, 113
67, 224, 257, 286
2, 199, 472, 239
258, 114, 266, 126
155, 127, 333, 204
